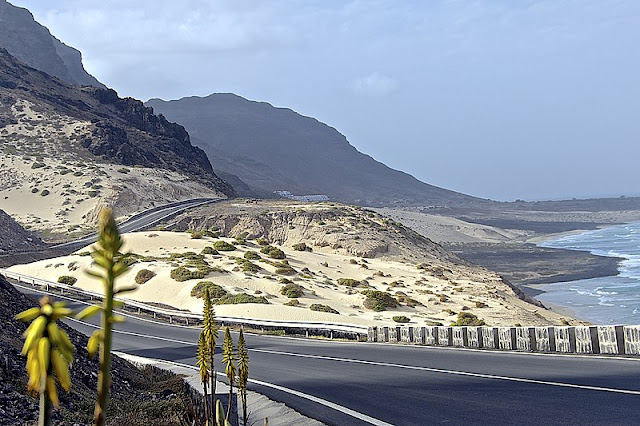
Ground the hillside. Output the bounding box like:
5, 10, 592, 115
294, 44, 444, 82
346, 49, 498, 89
147, 94, 486, 207
10, 201, 576, 327
0, 209, 45, 253
0, 275, 197, 424
0, 0, 104, 88
0, 48, 234, 237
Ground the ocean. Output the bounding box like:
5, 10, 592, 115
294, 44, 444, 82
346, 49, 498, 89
537, 222, 640, 325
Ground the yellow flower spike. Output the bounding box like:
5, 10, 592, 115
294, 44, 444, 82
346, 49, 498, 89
22, 316, 46, 355
42, 304, 53, 316
76, 305, 102, 320
38, 337, 51, 381
51, 349, 71, 392
46, 376, 59, 408
15, 307, 41, 322
87, 330, 102, 357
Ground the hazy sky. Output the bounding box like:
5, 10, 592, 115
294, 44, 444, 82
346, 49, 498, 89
12, 0, 640, 201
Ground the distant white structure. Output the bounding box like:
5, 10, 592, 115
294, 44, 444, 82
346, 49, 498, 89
274, 191, 329, 202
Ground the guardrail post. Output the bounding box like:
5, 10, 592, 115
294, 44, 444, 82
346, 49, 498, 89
624, 326, 640, 355
424, 326, 438, 345
516, 327, 535, 351
413, 327, 425, 345
598, 326, 624, 354
482, 327, 499, 349
554, 326, 576, 353
575, 326, 599, 354
437, 326, 452, 346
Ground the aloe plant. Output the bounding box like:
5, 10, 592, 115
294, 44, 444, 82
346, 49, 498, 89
203, 286, 219, 421
16, 297, 74, 426
221, 327, 236, 421
237, 328, 249, 426
196, 330, 212, 423
77, 207, 137, 425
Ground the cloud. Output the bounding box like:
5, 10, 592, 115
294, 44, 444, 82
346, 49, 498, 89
351, 72, 398, 96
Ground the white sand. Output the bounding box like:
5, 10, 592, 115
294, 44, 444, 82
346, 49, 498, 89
9, 231, 578, 327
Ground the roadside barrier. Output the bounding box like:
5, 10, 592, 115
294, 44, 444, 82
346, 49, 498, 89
1, 269, 368, 340
366, 324, 640, 356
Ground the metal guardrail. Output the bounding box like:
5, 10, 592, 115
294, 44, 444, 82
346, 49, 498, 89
1, 269, 369, 338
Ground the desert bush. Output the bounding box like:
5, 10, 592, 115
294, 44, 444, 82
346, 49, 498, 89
396, 295, 423, 307
284, 299, 300, 307
31, 162, 45, 169
349, 259, 358, 265
213, 240, 236, 251
241, 261, 260, 273
135, 269, 155, 284
393, 316, 410, 323
244, 251, 261, 260
216, 293, 268, 305
452, 312, 486, 326
88, 190, 98, 197
190, 281, 227, 299
57, 275, 77, 286
191, 231, 204, 239
40, 189, 50, 196
275, 265, 296, 275
475, 301, 488, 308
255, 238, 269, 246
279, 278, 293, 284
361, 290, 398, 311
310, 304, 339, 314
201, 246, 219, 255
292, 243, 311, 252
281, 283, 304, 298
31, 187, 38, 193
117, 167, 130, 174
170, 266, 208, 282
337, 278, 361, 287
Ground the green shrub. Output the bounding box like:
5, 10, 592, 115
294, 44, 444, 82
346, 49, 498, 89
190, 281, 227, 299
310, 304, 339, 314
213, 240, 236, 251
31, 162, 45, 169
292, 243, 311, 252
40, 189, 50, 197
361, 290, 398, 312
260, 245, 286, 259
117, 168, 130, 174
279, 278, 293, 284
216, 293, 269, 305
191, 231, 203, 239
170, 267, 208, 282
73, 171, 83, 177
396, 295, 423, 307
284, 299, 300, 307
281, 283, 304, 298
255, 238, 269, 246
201, 246, 219, 255
135, 269, 155, 285
244, 251, 261, 260
57, 275, 77, 286
452, 312, 486, 326
393, 316, 410, 323
275, 266, 296, 275
88, 190, 98, 198
31, 187, 38, 193
475, 301, 488, 308
337, 278, 361, 287
241, 261, 260, 273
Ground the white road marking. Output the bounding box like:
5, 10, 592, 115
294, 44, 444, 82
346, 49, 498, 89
251, 348, 640, 396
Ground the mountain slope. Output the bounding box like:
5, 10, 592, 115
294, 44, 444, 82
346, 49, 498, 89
147, 93, 486, 206
0, 0, 104, 88
0, 48, 234, 236
0, 209, 45, 253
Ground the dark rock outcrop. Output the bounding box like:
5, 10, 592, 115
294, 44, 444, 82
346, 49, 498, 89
0, 210, 45, 253
0, 48, 235, 197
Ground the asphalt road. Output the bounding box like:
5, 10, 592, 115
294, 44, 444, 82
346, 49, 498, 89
15, 287, 640, 426
50, 197, 219, 250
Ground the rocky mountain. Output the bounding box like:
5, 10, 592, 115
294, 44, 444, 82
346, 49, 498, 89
0, 209, 45, 253
147, 93, 486, 207
0, 0, 105, 88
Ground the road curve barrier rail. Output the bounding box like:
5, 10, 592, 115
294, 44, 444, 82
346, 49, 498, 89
1, 269, 368, 340
367, 324, 640, 356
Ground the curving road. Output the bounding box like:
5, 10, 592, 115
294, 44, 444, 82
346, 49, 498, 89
14, 285, 640, 426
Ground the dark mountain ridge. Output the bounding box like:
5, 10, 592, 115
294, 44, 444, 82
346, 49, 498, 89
0, 0, 104, 88
147, 93, 488, 207
0, 48, 235, 196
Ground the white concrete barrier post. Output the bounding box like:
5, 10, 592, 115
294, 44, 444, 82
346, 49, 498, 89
452, 327, 468, 347
400, 327, 412, 343
424, 326, 439, 345
413, 327, 426, 345
624, 326, 640, 355
368, 326, 377, 342
554, 326, 576, 353
516, 327, 536, 352
575, 326, 599, 354
498, 327, 517, 350
437, 326, 452, 346
534, 327, 555, 352
466, 327, 482, 348
388, 326, 399, 343
598, 325, 624, 354
378, 326, 388, 343
482, 327, 499, 349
